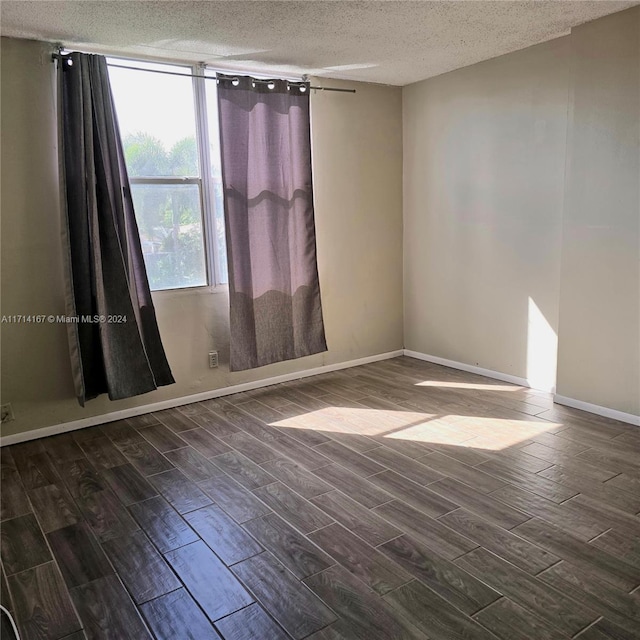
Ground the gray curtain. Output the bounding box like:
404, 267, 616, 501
59, 52, 175, 405
217, 75, 327, 371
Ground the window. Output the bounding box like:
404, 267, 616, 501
108, 59, 228, 291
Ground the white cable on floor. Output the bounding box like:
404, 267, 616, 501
0, 604, 21, 640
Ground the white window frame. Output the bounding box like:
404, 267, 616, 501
110, 56, 228, 292
195, 62, 227, 290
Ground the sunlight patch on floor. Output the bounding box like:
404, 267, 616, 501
414, 381, 523, 392
435, 415, 562, 450
272, 407, 563, 450
272, 407, 438, 437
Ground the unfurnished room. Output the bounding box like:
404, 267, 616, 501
0, 1, 639, 639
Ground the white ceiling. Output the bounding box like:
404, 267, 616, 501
1, 1, 638, 85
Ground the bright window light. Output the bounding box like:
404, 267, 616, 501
108, 59, 228, 291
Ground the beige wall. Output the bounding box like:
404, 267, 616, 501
0, 37, 403, 438
403, 7, 640, 417
556, 8, 640, 415
403, 38, 570, 390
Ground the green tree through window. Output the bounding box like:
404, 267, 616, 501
109, 58, 228, 290
124, 134, 206, 290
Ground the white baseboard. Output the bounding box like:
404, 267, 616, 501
553, 394, 640, 427
402, 349, 638, 427
403, 349, 535, 389
0, 349, 404, 446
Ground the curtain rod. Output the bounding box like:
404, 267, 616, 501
51, 54, 356, 93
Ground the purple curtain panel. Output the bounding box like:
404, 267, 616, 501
217, 75, 327, 371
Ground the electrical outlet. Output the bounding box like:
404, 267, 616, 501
208, 351, 219, 369
1, 404, 14, 423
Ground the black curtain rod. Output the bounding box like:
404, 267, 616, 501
52, 55, 356, 93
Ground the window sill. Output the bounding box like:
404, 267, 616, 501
151, 284, 229, 299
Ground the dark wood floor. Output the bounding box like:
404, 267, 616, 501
1, 356, 639, 640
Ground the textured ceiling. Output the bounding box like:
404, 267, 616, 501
1, 1, 638, 85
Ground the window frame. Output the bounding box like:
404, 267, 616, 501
194, 63, 227, 292
109, 56, 228, 293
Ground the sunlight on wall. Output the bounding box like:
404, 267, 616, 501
272, 406, 562, 450
527, 297, 558, 392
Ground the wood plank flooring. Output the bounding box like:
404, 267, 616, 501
1, 356, 639, 639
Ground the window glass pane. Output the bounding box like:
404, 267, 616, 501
131, 184, 207, 290
205, 75, 229, 284
109, 60, 199, 177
